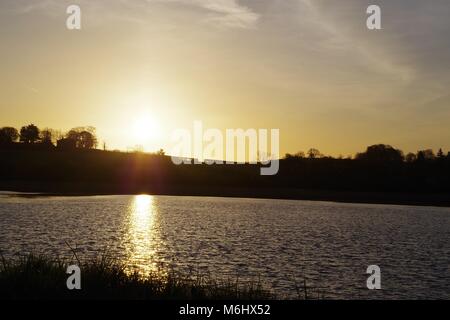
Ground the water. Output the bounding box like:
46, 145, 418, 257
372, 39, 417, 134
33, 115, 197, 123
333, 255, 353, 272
0, 192, 449, 299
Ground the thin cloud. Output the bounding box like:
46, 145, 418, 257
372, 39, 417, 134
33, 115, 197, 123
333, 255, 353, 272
151, 0, 260, 29
297, 0, 416, 83
6, 0, 259, 29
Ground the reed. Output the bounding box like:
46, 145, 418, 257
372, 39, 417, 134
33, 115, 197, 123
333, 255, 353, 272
0, 254, 275, 300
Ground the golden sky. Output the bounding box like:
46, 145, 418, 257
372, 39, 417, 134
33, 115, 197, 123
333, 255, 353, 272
1, 0, 449, 156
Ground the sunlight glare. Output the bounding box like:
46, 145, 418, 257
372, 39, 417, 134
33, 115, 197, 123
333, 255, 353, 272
132, 116, 161, 143
125, 195, 162, 275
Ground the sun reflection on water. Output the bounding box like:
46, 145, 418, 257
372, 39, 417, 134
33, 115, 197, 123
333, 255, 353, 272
125, 195, 163, 275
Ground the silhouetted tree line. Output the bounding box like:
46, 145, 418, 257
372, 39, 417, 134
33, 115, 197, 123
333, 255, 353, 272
1, 125, 450, 195
0, 124, 97, 150
280, 144, 450, 192
285, 144, 450, 164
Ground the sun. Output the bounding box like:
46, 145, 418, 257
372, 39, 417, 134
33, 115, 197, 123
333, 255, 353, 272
132, 116, 161, 144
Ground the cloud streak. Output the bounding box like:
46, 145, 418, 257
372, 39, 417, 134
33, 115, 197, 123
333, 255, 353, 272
151, 0, 259, 28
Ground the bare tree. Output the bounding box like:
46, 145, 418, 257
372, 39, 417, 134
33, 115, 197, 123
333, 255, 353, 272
307, 148, 321, 159
40, 128, 55, 145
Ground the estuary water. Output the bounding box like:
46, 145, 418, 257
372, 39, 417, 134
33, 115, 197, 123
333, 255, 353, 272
0, 192, 449, 299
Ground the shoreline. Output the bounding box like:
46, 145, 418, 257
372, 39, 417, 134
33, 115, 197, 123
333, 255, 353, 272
1, 181, 450, 208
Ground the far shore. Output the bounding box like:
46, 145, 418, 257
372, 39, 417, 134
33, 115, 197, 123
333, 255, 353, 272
1, 181, 450, 208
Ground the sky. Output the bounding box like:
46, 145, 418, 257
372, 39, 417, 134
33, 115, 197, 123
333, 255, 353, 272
1, 0, 449, 156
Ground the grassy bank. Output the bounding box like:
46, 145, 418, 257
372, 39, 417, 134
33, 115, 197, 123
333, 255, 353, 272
0, 254, 275, 300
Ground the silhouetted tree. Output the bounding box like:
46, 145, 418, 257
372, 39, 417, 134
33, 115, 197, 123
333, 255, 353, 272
66, 127, 98, 149
437, 148, 444, 158
417, 149, 435, 161
285, 151, 305, 159
40, 128, 54, 145
307, 148, 321, 159
0, 127, 19, 144
405, 152, 417, 163
78, 131, 97, 149
20, 124, 40, 144
285, 153, 294, 159
66, 129, 79, 141
356, 144, 404, 162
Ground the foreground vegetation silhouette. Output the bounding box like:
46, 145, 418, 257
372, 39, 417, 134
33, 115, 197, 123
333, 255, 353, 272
0, 254, 274, 300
